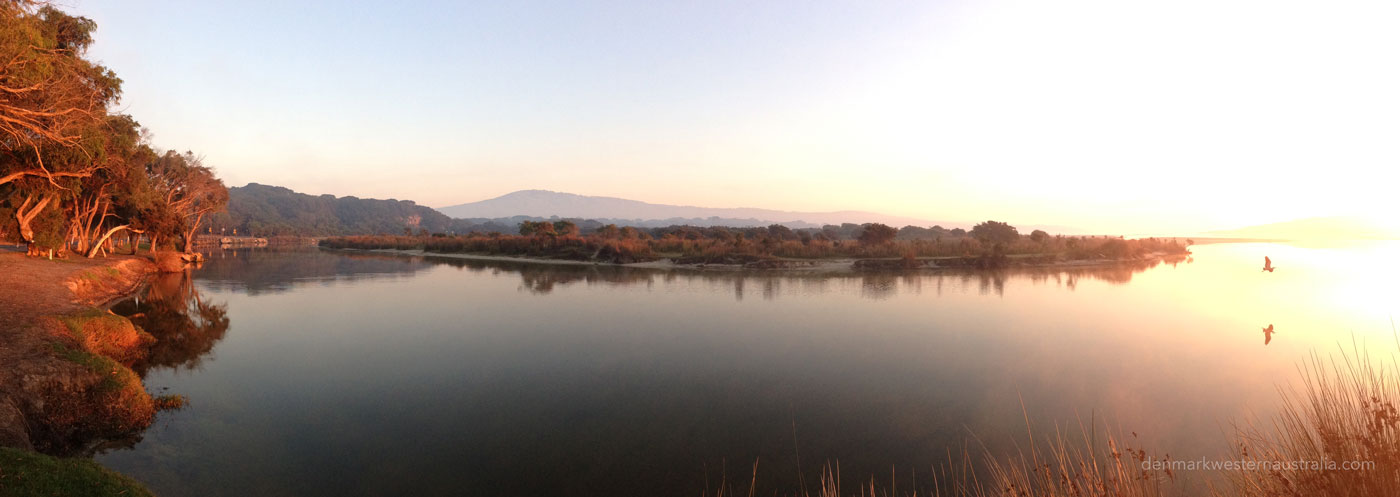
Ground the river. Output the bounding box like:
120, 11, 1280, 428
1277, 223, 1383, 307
96, 241, 1400, 496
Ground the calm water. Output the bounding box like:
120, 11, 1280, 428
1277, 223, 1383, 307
96, 242, 1400, 496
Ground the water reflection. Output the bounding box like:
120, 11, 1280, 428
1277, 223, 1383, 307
112, 272, 230, 376
441, 253, 1181, 300
184, 248, 1185, 302
193, 248, 435, 295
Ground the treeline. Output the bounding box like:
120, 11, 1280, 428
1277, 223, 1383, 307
321, 220, 1191, 265
0, 2, 227, 257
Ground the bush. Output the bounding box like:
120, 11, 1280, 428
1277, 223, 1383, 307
318, 230, 1189, 264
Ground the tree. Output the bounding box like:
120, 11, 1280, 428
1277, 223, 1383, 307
766, 224, 795, 241
519, 220, 555, 237
595, 224, 621, 239
553, 220, 579, 237
857, 223, 897, 245
143, 150, 228, 252
1029, 229, 1050, 243
0, 4, 122, 187
0, 4, 232, 260
971, 220, 1019, 245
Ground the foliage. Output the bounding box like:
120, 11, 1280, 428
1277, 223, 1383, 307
970, 220, 1019, 245
0, 3, 121, 184
0, 3, 228, 257
323, 227, 1190, 265
857, 223, 897, 245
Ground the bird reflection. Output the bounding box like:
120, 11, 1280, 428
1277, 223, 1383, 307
1262, 256, 1275, 272
1262, 324, 1275, 345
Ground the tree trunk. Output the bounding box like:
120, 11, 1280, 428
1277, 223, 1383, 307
87, 225, 130, 258
15, 194, 55, 256
182, 212, 206, 253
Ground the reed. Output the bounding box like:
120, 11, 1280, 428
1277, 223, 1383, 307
701, 333, 1400, 497
1212, 337, 1400, 496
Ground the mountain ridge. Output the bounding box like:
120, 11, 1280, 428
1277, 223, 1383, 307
436, 189, 957, 229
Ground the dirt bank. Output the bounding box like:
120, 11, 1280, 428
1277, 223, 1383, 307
0, 252, 158, 454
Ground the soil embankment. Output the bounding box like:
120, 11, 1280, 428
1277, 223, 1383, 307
0, 252, 158, 454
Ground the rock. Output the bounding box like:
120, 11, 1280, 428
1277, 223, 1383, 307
0, 397, 33, 450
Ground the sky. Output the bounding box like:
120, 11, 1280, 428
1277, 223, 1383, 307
74, 0, 1400, 234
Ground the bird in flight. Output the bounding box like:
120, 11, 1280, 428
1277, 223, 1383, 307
1262, 324, 1275, 345
1262, 256, 1275, 272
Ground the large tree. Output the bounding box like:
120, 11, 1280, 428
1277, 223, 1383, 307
1, 3, 123, 254
857, 223, 897, 245
971, 220, 1019, 246
0, 3, 121, 187
144, 150, 228, 253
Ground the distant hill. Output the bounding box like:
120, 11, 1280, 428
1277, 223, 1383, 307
436, 190, 952, 229
207, 183, 462, 237
209, 184, 1078, 238
1207, 216, 1398, 240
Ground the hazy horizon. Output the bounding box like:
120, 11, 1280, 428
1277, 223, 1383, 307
78, 0, 1400, 234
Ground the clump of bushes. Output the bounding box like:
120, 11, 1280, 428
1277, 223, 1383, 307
322, 231, 659, 263
320, 221, 1190, 265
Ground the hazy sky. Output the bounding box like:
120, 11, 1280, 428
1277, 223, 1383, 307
77, 0, 1398, 233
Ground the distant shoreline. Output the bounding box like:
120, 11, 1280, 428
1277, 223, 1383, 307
322, 247, 1189, 274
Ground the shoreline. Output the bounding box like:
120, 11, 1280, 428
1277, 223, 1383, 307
0, 251, 167, 496
324, 247, 1189, 274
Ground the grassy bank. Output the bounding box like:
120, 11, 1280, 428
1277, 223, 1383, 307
0, 253, 163, 495
0, 447, 153, 497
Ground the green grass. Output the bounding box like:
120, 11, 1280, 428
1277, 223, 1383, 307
0, 447, 153, 497
53, 308, 152, 366
73, 267, 120, 282
56, 308, 110, 338
47, 341, 125, 393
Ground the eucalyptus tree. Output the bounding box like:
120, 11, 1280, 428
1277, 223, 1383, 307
143, 150, 228, 253
0, 2, 120, 186
1, 2, 123, 254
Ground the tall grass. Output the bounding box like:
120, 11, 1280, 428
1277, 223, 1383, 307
1213, 338, 1400, 496
703, 335, 1400, 497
